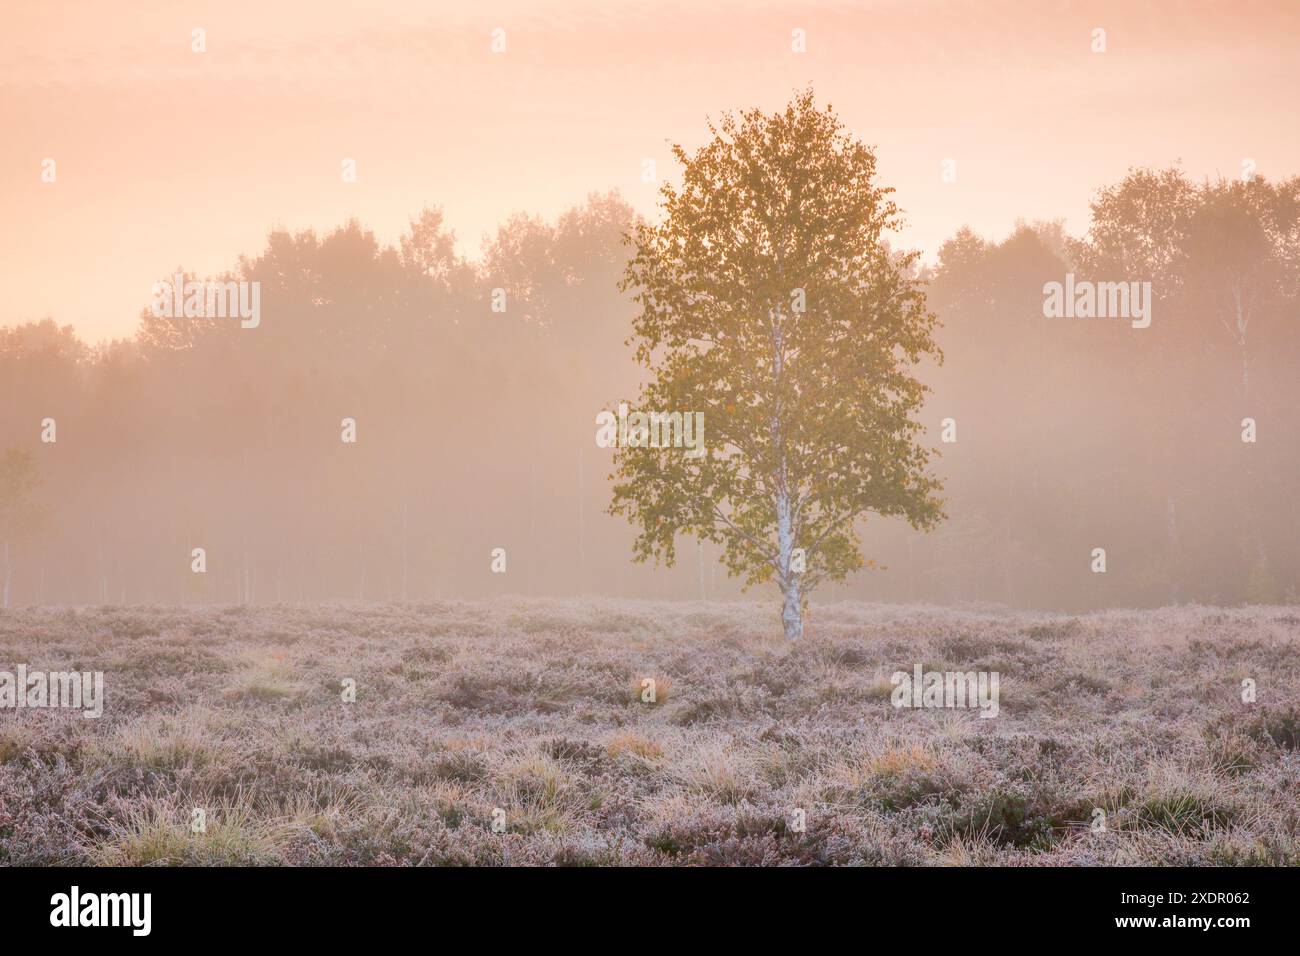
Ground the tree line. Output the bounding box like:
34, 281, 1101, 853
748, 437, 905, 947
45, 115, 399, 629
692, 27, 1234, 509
1, 142, 1296, 611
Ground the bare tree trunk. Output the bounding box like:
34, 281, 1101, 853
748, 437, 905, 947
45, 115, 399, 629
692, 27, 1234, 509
781, 575, 803, 640
697, 540, 705, 601
528, 457, 538, 595
577, 446, 585, 592
776, 489, 802, 640
401, 498, 409, 603
97, 533, 107, 603
357, 542, 366, 602
1233, 286, 1250, 402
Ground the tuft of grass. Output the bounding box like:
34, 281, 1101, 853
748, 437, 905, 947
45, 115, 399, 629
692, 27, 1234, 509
495, 754, 574, 835
98, 713, 224, 772
223, 650, 303, 703
1237, 705, 1300, 750
869, 743, 939, 779
226, 674, 300, 703
606, 731, 664, 761
426, 749, 489, 783
678, 741, 755, 804
0, 726, 29, 763
864, 675, 897, 702
95, 801, 283, 866
1136, 791, 1236, 836
629, 674, 672, 706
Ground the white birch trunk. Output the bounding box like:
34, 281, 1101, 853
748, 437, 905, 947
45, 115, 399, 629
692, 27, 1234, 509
771, 306, 802, 640
776, 487, 802, 640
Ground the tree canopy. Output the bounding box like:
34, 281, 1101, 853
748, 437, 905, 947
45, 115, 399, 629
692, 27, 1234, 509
612, 91, 945, 638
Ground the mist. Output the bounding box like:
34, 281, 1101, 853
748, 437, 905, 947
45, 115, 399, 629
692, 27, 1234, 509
3, 169, 1297, 612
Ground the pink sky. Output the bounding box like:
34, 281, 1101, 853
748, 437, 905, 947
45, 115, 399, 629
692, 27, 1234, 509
3, 0, 1298, 342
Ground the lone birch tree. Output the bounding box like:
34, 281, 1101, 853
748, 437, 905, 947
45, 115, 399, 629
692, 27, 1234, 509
610, 90, 945, 639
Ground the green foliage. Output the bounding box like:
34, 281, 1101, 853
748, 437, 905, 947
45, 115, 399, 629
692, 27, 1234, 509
611, 89, 945, 604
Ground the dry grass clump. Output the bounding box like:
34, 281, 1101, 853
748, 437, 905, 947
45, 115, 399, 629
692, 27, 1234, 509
677, 739, 758, 804
606, 731, 664, 761
95, 800, 281, 866
91, 709, 232, 772
627, 674, 672, 706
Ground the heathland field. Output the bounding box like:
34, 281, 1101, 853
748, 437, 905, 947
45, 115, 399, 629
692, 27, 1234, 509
0, 601, 1297, 865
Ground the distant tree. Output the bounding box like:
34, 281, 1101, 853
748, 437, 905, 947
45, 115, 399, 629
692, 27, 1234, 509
1180, 176, 1300, 400
1070, 166, 1300, 603
1073, 167, 1300, 399
611, 90, 945, 639
400, 206, 466, 286
0, 448, 46, 608
1070, 166, 1198, 302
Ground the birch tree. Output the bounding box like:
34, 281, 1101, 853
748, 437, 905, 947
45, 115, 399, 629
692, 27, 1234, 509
610, 90, 945, 639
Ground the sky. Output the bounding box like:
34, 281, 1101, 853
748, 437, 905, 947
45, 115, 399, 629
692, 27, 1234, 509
2, 0, 1298, 343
